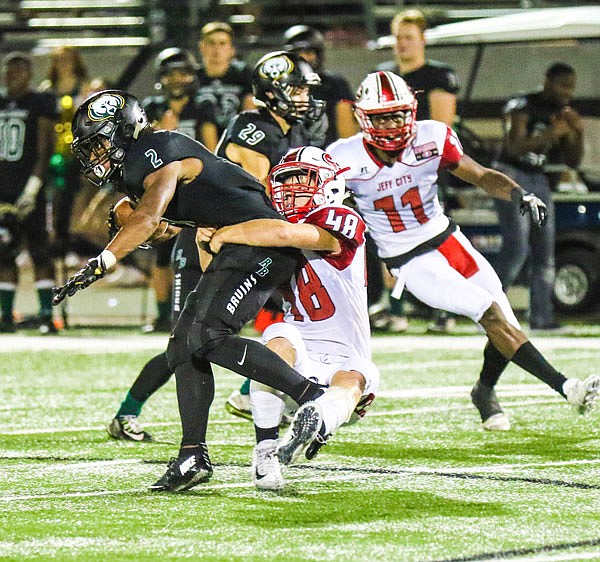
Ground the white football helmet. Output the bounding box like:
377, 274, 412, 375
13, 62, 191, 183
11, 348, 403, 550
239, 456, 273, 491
268, 146, 348, 223
354, 71, 418, 152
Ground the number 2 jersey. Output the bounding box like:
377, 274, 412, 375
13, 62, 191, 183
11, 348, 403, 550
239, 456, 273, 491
281, 204, 370, 359
327, 120, 464, 259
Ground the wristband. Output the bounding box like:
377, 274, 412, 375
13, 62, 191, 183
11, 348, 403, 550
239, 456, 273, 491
98, 249, 117, 271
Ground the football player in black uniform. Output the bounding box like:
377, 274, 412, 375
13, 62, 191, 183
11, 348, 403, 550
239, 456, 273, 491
217, 50, 326, 418
0, 52, 57, 333
196, 21, 254, 136
105, 50, 327, 441
106, 48, 220, 441
142, 47, 219, 334
53, 90, 325, 491
283, 25, 358, 146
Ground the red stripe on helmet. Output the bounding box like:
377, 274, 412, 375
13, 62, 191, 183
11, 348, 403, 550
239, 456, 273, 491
377, 71, 397, 103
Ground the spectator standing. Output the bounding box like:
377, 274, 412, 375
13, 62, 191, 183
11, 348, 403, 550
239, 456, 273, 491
375, 8, 460, 333
0, 52, 57, 333
493, 63, 583, 331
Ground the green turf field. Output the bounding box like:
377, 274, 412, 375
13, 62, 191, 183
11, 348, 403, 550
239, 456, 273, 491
2, 328, 600, 561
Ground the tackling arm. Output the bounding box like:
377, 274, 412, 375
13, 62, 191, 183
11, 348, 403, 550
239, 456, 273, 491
209, 219, 341, 254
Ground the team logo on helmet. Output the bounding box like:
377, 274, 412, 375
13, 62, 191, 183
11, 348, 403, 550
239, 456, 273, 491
258, 55, 294, 81
88, 93, 125, 121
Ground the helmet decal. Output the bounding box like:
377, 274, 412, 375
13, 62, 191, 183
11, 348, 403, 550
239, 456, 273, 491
258, 54, 294, 81
88, 93, 125, 121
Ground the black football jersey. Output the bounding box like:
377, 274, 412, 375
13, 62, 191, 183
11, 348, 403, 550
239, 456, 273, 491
195, 60, 253, 135
142, 95, 217, 141
216, 108, 310, 169
0, 90, 57, 198
314, 70, 355, 146
121, 130, 283, 228
375, 60, 459, 121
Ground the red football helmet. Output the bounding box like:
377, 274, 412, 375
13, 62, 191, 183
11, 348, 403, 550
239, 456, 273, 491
268, 146, 348, 223
354, 71, 418, 152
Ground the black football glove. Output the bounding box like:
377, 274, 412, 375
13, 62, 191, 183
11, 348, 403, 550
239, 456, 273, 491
52, 257, 108, 305
519, 192, 548, 227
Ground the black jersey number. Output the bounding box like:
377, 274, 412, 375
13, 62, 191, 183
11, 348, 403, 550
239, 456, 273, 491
237, 123, 266, 146
0, 117, 25, 162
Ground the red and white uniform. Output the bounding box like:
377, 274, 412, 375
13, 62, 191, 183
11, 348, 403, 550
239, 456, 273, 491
261, 204, 380, 397
328, 121, 520, 326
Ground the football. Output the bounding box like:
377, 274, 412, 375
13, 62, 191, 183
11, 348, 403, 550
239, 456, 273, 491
112, 196, 180, 244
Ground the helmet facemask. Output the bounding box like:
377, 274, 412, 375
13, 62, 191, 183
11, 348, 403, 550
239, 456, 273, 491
269, 147, 347, 223
354, 71, 418, 152
71, 120, 125, 186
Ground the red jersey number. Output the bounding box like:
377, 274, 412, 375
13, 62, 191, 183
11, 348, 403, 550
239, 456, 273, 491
374, 187, 429, 232
282, 260, 336, 322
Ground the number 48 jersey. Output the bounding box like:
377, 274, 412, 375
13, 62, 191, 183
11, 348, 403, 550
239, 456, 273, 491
281, 204, 371, 359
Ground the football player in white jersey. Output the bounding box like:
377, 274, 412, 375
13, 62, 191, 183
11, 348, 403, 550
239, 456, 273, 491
327, 71, 599, 431
209, 147, 380, 489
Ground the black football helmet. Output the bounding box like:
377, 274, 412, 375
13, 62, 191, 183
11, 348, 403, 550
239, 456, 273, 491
154, 47, 199, 99
252, 51, 325, 124
71, 90, 149, 187
283, 25, 325, 72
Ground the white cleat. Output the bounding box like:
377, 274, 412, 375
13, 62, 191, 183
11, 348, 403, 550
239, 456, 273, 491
252, 439, 285, 491
482, 412, 511, 431
564, 375, 600, 415
277, 401, 323, 465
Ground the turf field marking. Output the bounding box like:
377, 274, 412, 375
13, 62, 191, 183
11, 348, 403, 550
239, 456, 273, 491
2, 334, 599, 353
428, 537, 600, 562
0, 471, 367, 502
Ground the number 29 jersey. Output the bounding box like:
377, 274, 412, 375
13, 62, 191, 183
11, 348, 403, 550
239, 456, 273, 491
281, 204, 370, 359
327, 120, 464, 259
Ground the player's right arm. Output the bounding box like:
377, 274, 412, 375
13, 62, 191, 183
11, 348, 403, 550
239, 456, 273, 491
209, 218, 341, 254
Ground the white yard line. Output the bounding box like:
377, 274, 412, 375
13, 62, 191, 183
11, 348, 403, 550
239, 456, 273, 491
2, 456, 600, 503
0, 383, 562, 436
2, 334, 600, 353
0, 471, 367, 502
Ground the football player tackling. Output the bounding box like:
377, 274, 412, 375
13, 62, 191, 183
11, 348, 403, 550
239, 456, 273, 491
209, 147, 379, 490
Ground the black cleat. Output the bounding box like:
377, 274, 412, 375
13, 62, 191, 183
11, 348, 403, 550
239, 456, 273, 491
149, 445, 213, 492
470, 381, 510, 431
305, 431, 329, 461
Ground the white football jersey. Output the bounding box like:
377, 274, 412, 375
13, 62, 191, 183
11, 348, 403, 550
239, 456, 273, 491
280, 204, 371, 359
327, 120, 464, 258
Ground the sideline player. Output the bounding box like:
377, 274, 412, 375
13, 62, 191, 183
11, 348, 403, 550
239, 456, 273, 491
0, 52, 57, 333
209, 146, 379, 489
52, 89, 326, 491
327, 71, 599, 431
